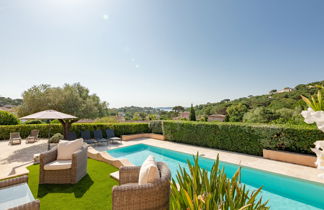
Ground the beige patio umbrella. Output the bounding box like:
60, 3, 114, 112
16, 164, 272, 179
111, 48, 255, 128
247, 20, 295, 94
20, 110, 78, 149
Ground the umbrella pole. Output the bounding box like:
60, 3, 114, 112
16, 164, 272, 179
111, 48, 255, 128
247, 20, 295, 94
47, 120, 51, 150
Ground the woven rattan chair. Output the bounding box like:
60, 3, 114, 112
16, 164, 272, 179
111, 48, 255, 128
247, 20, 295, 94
112, 162, 171, 210
0, 175, 40, 210
9, 132, 21, 145
39, 144, 88, 184
26, 129, 39, 143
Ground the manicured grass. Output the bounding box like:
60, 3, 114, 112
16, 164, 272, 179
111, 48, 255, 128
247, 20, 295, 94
27, 159, 118, 210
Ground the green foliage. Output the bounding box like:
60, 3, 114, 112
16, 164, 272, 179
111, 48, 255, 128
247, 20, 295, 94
49, 133, 64, 143
149, 120, 163, 134
0, 123, 149, 140
195, 80, 324, 123
172, 106, 185, 113
27, 159, 118, 210
24, 120, 43, 124
132, 112, 142, 121
271, 108, 304, 125
95, 116, 118, 123
17, 83, 109, 119
171, 154, 268, 210
146, 114, 158, 120
301, 85, 324, 111
0, 97, 22, 106
243, 107, 279, 123
50, 119, 60, 124
159, 110, 178, 120
0, 111, 19, 125
226, 103, 249, 122
110, 106, 161, 120
189, 104, 196, 121
163, 121, 324, 155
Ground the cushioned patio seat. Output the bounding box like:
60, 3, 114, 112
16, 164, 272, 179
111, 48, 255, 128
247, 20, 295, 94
44, 160, 72, 170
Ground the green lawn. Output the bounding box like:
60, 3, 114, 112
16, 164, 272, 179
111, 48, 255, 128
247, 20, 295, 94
27, 159, 118, 210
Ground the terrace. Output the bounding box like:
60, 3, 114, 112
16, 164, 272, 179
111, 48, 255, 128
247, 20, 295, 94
1, 129, 324, 209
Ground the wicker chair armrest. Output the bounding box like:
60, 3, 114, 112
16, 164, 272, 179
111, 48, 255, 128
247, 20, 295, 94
8, 200, 40, 210
40, 147, 57, 166
119, 166, 141, 185
0, 175, 28, 188
72, 145, 88, 168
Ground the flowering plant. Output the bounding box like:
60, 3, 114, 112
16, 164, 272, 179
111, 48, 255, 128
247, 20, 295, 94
301, 85, 324, 132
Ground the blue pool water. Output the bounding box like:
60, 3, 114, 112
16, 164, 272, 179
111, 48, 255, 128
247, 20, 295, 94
108, 144, 324, 209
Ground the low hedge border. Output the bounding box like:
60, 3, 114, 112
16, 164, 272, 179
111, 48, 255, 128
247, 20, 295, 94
162, 121, 324, 156
0, 123, 150, 140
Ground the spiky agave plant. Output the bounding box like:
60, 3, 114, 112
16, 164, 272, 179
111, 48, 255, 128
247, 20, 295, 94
301, 85, 324, 111
170, 154, 269, 210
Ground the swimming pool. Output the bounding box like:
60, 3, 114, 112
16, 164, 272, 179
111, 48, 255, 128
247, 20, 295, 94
108, 144, 324, 209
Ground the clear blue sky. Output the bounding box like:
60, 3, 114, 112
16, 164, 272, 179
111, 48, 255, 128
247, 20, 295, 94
0, 0, 323, 108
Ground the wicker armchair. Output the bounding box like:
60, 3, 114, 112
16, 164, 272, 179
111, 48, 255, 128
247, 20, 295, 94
112, 162, 171, 210
39, 144, 88, 184
0, 175, 40, 210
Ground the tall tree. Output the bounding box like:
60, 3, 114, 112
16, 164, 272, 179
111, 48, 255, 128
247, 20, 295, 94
18, 83, 109, 119
189, 104, 196, 121
172, 106, 185, 113
226, 103, 249, 122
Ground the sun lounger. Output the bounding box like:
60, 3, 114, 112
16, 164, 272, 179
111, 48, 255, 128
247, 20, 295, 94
94, 130, 108, 145
67, 131, 77, 140
81, 130, 97, 145
106, 129, 121, 144
9, 132, 21, 145
26, 129, 39, 143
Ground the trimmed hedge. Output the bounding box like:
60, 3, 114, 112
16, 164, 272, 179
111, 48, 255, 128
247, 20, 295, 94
149, 121, 163, 134
0, 123, 149, 140
163, 121, 324, 156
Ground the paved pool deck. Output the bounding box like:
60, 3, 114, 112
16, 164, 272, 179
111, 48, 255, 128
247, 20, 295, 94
0, 139, 48, 179
94, 138, 324, 185
1, 137, 324, 185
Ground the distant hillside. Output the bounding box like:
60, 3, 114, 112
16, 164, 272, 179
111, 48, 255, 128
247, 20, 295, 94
194, 80, 324, 124
0, 96, 22, 107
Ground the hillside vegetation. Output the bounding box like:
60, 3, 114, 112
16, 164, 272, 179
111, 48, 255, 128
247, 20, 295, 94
0, 96, 22, 106
195, 80, 324, 125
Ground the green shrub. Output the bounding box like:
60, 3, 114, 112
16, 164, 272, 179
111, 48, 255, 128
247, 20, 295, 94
171, 154, 269, 210
243, 107, 279, 123
149, 120, 163, 134
163, 121, 324, 155
49, 133, 63, 143
0, 111, 19, 125
24, 120, 44, 124
226, 103, 249, 122
50, 119, 60, 124
0, 123, 149, 140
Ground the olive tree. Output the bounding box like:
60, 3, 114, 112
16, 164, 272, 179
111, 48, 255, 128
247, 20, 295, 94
18, 83, 109, 119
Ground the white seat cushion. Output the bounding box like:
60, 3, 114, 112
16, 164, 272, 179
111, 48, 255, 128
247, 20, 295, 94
44, 160, 72, 170
138, 155, 160, 185
57, 138, 83, 160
